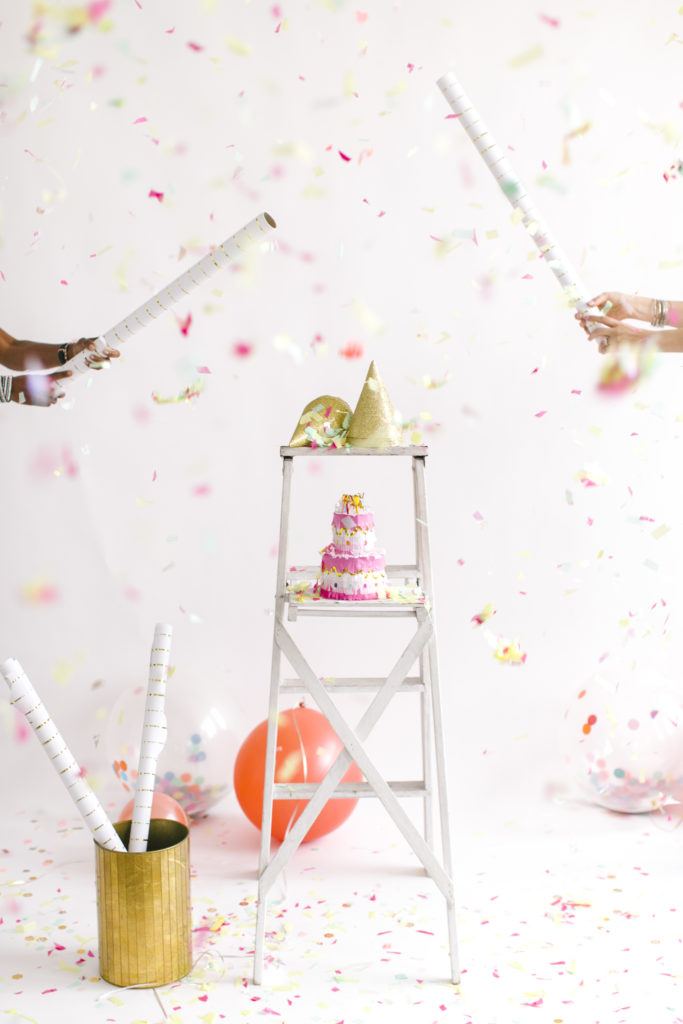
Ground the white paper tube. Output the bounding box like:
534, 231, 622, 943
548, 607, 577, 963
67, 211, 277, 375
128, 623, 172, 853
1, 658, 126, 852
437, 72, 595, 321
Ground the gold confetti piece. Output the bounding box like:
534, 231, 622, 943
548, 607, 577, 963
651, 524, 671, 540
225, 35, 251, 55
386, 79, 407, 97
508, 44, 544, 68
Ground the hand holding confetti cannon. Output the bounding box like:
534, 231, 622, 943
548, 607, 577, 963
436, 72, 653, 391
577, 290, 683, 352
66, 211, 276, 377
0, 327, 118, 406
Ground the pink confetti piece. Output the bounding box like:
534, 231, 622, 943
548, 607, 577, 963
14, 709, 31, 744
148, 189, 164, 202
133, 116, 148, 124
339, 340, 364, 359
88, 0, 112, 21
535, 410, 548, 418
188, 41, 204, 51
60, 279, 68, 285
232, 340, 253, 358
197, 365, 211, 374
539, 13, 560, 27
338, 150, 352, 162
522, 273, 534, 279
176, 312, 192, 335
356, 10, 368, 21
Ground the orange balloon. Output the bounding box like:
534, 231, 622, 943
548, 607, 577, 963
118, 791, 189, 828
234, 705, 362, 842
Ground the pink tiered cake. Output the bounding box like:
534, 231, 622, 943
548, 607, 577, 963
317, 493, 387, 601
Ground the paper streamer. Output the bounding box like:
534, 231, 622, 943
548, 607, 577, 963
128, 623, 172, 853
67, 211, 276, 375
1, 658, 126, 852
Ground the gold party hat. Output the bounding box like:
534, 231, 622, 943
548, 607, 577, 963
346, 361, 403, 449
289, 394, 352, 447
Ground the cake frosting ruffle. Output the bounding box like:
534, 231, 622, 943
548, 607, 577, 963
316, 493, 387, 600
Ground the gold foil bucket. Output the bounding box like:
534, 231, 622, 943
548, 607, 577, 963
95, 819, 192, 988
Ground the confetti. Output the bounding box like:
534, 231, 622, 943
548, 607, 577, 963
574, 464, 607, 487
483, 629, 527, 665
232, 341, 253, 357
151, 380, 204, 404
339, 340, 364, 359
471, 602, 495, 626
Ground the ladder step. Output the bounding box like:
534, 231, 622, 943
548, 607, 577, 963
273, 780, 428, 799
287, 601, 424, 619
281, 676, 424, 693
287, 564, 421, 581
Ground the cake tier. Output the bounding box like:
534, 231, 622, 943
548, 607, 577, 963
318, 545, 387, 601
331, 511, 376, 555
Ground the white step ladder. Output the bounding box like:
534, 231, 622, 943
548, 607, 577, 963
253, 444, 459, 984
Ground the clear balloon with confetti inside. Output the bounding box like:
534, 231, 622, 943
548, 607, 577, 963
562, 662, 683, 813
106, 684, 239, 817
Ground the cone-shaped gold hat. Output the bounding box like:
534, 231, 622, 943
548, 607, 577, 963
347, 361, 403, 449
289, 395, 352, 447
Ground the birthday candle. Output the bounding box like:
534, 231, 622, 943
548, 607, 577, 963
127, 623, 172, 853
1, 658, 125, 852
67, 211, 276, 375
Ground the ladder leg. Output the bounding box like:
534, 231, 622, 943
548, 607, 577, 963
428, 630, 460, 983
413, 456, 434, 846
254, 455, 294, 985
420, 647, 434, 849
413, 455, 460, 984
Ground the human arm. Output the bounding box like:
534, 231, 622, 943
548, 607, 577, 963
0, 327, 119, 372
575, 293, 683, 353
0, 369, 74, 406
576, 292, 683, 327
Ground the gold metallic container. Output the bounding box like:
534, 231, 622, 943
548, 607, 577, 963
95, 819, 192, 988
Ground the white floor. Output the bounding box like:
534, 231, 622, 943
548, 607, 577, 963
2, 788, 683, 1024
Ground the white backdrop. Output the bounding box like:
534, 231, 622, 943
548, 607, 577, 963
2, 0, 683, 826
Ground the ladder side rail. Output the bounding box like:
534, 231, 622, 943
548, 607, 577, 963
254, 455, 294, 984
412, 455, 460, 983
